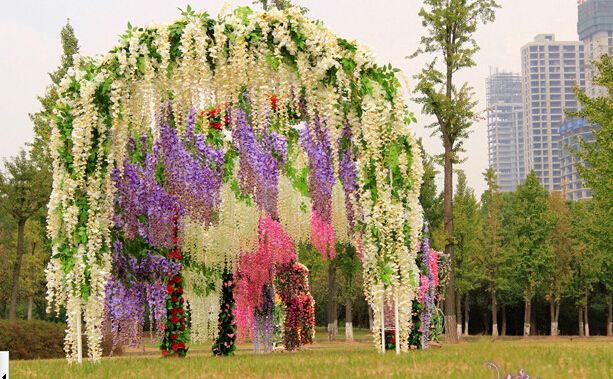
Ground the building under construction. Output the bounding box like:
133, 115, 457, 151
486, 69, 525, 192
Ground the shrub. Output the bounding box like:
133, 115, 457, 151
0, 320, 122, 360
0, 320, 65, 360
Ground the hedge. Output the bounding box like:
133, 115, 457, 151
0, 320, 121, 360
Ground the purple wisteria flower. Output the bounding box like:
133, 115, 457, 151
300, 113, 335, 223
339, 119, 357, 231
232, 105, 287, 217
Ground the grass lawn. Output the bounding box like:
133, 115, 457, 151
11, 333, 613, 379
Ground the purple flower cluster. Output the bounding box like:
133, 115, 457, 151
252, 283, 275, 354
338, 120, 358, 231
159, 106, 225, 225
300, 114, 335, 222
111, 139, 177, 248
107, 101, 227, 351
232, 106, 287, 217
105, 241, 181, 350
419, 223, 435, 349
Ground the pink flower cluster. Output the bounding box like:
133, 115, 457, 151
275, 262, 315, 351
310, 211, 336, 260
235, 215, 297, 341
418, 248, 440, 304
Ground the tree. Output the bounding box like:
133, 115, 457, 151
478, 167, 507, 337
452, 171, 482, 336
569, 54, 613, 336
29, 21, 79, 162
418, 139, 443, 242
568, 200, 603, 337
497, 191, 523, 336
336, 244, 362, 341
0, 150, 52, 319
411, 0, 500, 343
506, 171, 552, 336
544, 192, 574, 336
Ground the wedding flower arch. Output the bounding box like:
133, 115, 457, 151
45, 6, 424, 362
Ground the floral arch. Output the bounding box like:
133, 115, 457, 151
45, 6, 424, 362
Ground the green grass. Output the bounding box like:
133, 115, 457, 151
11, 336, 613, 379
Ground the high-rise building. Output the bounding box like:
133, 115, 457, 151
558, 0, 613, 200
521, 34, 585, 191
558, 118, 593, 201
578, 0, 613, 97
486, 70, 525, 192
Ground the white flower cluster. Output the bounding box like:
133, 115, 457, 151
183, 268, 222, 343
46, 6, 423, 359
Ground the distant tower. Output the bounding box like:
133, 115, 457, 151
486, 69, 525, 192
520, 34, 585, 192
558, 0, 613, 200
578, 0, 613, 96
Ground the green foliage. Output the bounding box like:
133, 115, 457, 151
0, 320, 66, 359
336, 243, 362, 304
567, 200, 605, 306
0, 320, 118, 359
568, 55, 613, 212
253, 0, 309, 14
417, 139, 443, 243
544, 192, 574, 304
0, 150, 52, 224
567, 54, 613, 299
505, 171, 553, 300
477, 168, 511, 298
452, 171, 482, 296
411, 0, 499, 162
30, 21, 80, 163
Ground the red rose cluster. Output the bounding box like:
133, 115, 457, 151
202, 103, 230, 131
266, 93, 279, 111
161, 211, 189, 357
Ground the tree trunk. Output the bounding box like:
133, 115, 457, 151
345, 300, 353, 341
555, 302, 560, 336
550, 301, 556, 336
530, 298, 537, 336
327, 259, 338, 341
368, 305, 374, 332
523, 297, 531, 337
584, 296, 590, 337
578, 307, 584, 337
27, 242, 36, 321
463, 294, 469, 336
443, 133, 458, 344
27, 297, 33, 320
501, 305, 507, 336
9, 219, 27, 320
456, 292, 462, 336
492, 291, 498, 337
607, 294, 612, 337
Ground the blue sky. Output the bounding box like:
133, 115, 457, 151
0, 0, 580, 195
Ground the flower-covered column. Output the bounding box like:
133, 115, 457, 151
212, 268, 237, 356
161, 211, 189, 357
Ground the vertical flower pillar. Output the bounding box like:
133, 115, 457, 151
212, 268, 237, 356
161, 211, 189, 357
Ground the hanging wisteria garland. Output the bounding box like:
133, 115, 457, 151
408, 224, 447, 349
45, 5, 424, 361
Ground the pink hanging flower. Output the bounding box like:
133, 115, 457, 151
311, 211, 336, 260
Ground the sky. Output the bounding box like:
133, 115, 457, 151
0, 0, 581, 196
